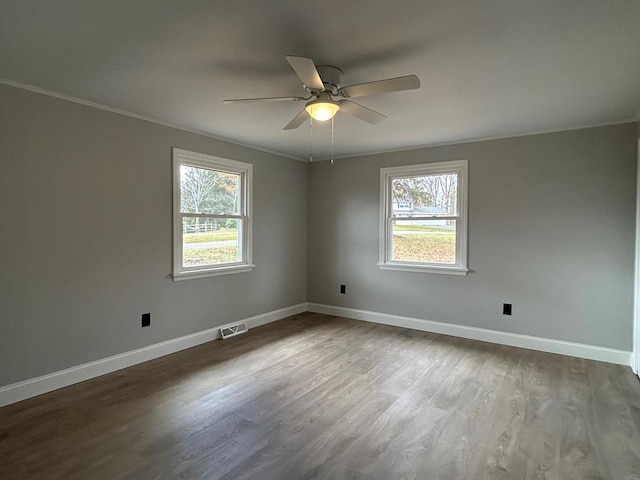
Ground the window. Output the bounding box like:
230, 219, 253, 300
379, 159, 468, 275
172, 149, 253, 280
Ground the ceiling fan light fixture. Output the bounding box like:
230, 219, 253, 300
305, 94, 340, 122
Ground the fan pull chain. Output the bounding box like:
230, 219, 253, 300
330, 116, 335, 165
309, 117, 313, 162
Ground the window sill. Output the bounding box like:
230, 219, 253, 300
377, 262, 469, 276
172, 264, 255, 281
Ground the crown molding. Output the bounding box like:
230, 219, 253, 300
0, 79, 307, 162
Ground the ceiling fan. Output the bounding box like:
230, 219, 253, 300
223, 56, 421, 130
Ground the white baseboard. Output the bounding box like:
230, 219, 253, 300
3, 302, 632, 408
307, 303, 633, 367
0, 303, 307, 408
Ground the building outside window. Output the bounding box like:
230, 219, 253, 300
379, 159, 468, 275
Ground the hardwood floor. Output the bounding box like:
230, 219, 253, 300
1, 312, 639, 479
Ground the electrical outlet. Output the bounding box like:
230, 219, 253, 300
340, 284, 346, 294
142, 312, 151, 327
503, 304, 512, 316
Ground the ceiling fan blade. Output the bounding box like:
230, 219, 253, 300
285, 56, 324, 91
223, 96, 305, 104
338, 100, 387, 125
339, 75, 420, 98
283, 109, 309, 130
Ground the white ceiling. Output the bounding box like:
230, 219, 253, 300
2, 0, 639, 160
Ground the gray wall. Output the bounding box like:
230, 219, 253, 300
0, 85, 307, 386
308, 123, 638, 351
1, 82, 637, 389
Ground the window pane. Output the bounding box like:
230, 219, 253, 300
182, 217, 240, 267
180, 165, 240, 215
391, 174, 457, 216
391, 219, 456, 264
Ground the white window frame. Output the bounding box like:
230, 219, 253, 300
378, 159, 468, 275
172, 148, 253, 281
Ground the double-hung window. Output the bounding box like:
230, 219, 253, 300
379, 159, 468, 275
172, 148, 253, 280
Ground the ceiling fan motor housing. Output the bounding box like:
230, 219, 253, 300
316, 65, 344, 93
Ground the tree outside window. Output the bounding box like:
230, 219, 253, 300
172, 149, 253, 280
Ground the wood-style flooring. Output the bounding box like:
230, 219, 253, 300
1, 313, 639, 479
